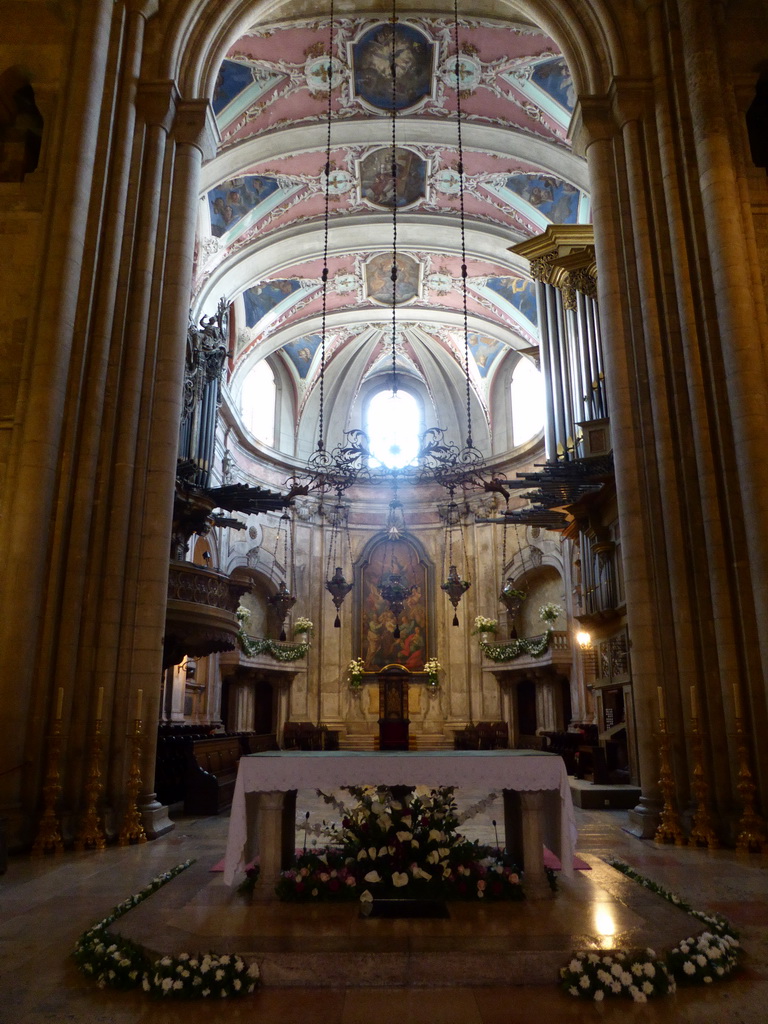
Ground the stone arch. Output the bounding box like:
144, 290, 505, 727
155, 0, 632, 104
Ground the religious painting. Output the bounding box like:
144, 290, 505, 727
484, 277, 539, 328
360, 539, 428, 673
531, 56, 575, 114
213, 60, 256, 115
208, 175, 281, 237
281, 334, 321, 378
468, 332, 504, 378
503, 173, 579, 224
352, 22, 435, 112
212, 61, 284, 127
243, 278, 303, 329
365, 252, 420, 305
359, 147, 427, 209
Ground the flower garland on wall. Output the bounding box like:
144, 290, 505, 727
237, 630, 309, 662
559, 859, 742, 1002
72, 861, 260, 998
274, 785, 526, 902
480, 632, 552, 662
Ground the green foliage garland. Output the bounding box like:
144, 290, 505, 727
73, 860, 260, 998
237, 630, 309, 662
560, 859, 742, 1001
480, 631, 551, 662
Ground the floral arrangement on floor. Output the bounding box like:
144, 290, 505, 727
560, 948, 676, 1002
347, 657, 365, 688
73, 860, 260, 999
560, 859, 742, 1001
538, 602, 562, 624
424, 657, 441, 687
472, 615, 498, 636
292, 617, 314, 638
276, 785, 524, 903
479, 632, 552, 663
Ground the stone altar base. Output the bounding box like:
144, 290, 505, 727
116, 850, 695, 988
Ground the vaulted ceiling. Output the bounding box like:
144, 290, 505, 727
193, 13, 591, 457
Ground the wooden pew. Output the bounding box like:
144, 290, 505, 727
185, 735, 243, 815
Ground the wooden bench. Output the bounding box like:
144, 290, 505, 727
282, 722, 338, 750
185, 735, 243, 815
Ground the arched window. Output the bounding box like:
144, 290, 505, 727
366, 387, 421, 469
510, 357, 545, 447
241, 359, 276, 446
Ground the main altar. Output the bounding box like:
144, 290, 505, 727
223, 749, 576, 899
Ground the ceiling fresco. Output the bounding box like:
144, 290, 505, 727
194, 14, 591, 435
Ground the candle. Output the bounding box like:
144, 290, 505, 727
733, 683, 743, 720
657, 686, 666, 720
136, 688, 143, 720
96, 686, 104, 721
690, 685, 698, 721
55, 687, 64, 721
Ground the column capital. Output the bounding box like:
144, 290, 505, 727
124, 0, 160, 17
136, 79, 179, 132
173, 99, 220, 160
570, 79, 653, 154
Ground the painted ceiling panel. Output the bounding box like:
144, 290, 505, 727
195, 13, 590, 437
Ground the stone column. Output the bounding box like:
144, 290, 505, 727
132, 97, 219, 835
574, 97, 665, 834
0, 0, 116, 834
676, 0, 768, 761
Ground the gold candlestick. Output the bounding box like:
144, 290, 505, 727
654, 715, 687, 845
735, 716, 768, 852
31, 720, 65, 855
118, 719, 147, 846
74, 717, 106, 851
688, 717, 719, 848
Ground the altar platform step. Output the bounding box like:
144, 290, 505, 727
568, 777, 641, 809
339, 734, 376, 751
116, 848, 694, 989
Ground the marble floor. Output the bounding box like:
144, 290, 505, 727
2, 790, 768, 1023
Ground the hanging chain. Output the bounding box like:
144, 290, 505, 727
389, 0, 399, 395
501, 497, 509, 573
453, 0, 472, 450
317, 0, 335, 451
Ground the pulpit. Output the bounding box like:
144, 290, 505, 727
378, 666, 410, 751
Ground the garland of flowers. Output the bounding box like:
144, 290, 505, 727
237, 630, 309, 662
559, 859, 741, 1001
273, 785, 525, 903
73, 861, 260, 999
480, 631, 551, 662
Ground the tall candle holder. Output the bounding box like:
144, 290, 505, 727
31, 719, 65, 855
735, 715, 768, 852
654, 714, 686, 845
74, 716, 106, 851
688, 717, 719, 848
118, 718, 147, 846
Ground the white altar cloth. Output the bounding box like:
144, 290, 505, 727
223, 750, 576, 888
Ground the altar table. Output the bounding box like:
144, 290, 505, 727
223, 750, 577, 899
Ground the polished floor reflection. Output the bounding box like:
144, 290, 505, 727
2, 790, 768, 1023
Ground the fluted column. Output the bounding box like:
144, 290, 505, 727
0, 0, 115, 830
677, 0, 768, 719
131, 97, 219, 833
575, 96, 665, 833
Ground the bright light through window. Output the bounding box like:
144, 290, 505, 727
241, 360, 275, 447
511, 357, 545, 446
367, 389, 420, 469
